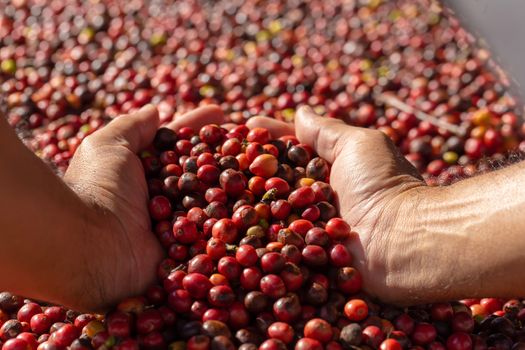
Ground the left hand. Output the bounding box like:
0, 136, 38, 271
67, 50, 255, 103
63, 104, 225, 311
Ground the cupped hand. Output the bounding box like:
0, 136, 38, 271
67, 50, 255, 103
248, 107, 433, 304
63, 104, 225, 311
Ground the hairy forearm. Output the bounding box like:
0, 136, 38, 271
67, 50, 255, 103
0, 117, 92, 306
405, 161, 525, 301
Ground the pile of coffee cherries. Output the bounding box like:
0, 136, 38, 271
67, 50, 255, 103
1, 0, 525, 349
1, 124, 524, 350
1, 0, 524, 176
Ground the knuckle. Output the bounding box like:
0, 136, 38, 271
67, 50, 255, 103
80, 134, 97, 150
368, 129, 391, 144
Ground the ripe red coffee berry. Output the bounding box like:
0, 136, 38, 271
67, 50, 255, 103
246, 128, 270, 144
304, 318, 333, 343
182, 273, 213, 299
160, 150, 178, 166
163, 270, 186, 292
230, 125, 249, 138
168, 243, 188, 261
260, 275, 286, 299
480, 298, 503, 314
140, 331, 166, 349
451, 312, 475, 333
288, 220, 314, 236
329, 244, 353, 267
189, 301, 208, 321
260, 252, 286, 273
268, 322, 294, 344
43, 306, 66, 324
3, 338, 30, 350
196, 153, 217, 169
260, 338, 287, 350
197, 164, 220, 184
363, 325, 385, 348
380, 339, 403, 350
173, 217, 199, 244
280, 262, 304, 291
301, 205, 320, 221
107, 311, 132, 338
202, 309, 229, 324
265, 178, 290, 197
412, 323, 437, 345
272, 294, 302, 323
136, 309, 164, 335
222, 137, 243, 156
17, 303, 42, 324
219, 169, 246, 197
305, 227, 330, 247
344, 299, 368, 321
114, 339, 140, 350
446, 332, 473, 350
295, 337, 324, 350
240, 266, 263, 291
326, 341, 344, 350
199, 124, 223, 145
148, 195, 172, 221
206, 237, 227, 261
431, 303, 454, 321
48, 324, 79, 348
288, 187, 315, 208
236, 245, 258, 267
30, 314, 51, 335
248, 176, 266, 196
187, 334, 211, 350
212, 218, 238, 244
301, 245, 328, 267
232, 205, 259, 230
245, 143, 265, 163
16, 333, 38, 350
311, 181, 334, 202
217, 256, 242, 281
325, 218, 351, 241
168, 290, 192, 313
428, 341, 446, 350
205, 188, 227, 204
270, 200, 292, 220
176, 139, 193, 156
337, 267, 363, 294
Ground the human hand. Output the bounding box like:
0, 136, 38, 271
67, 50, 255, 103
248, 107, 434, 304
63, 104, 225, 311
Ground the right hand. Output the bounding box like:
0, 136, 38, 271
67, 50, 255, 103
248, 107, 435, 304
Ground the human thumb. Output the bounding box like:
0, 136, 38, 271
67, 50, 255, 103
89, 104, 160, 153
295, 106, 359, 164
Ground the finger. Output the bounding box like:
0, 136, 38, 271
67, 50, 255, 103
166, 105, 225, 131
295, 106, 361, 164
221, 123, 238, 131
90, 104, 160, 153
246, 116, 295, 138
